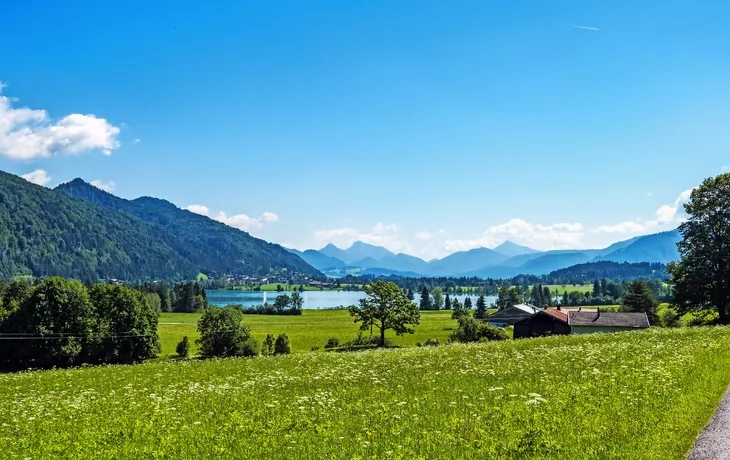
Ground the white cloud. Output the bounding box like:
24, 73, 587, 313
186, 204, 210, 216
444, 219, 585, 252
0, 83, 120, 160
133, 138, 141, 144
90, 179, 116, 193
186, 204, 279, 233
314, 222, 410, 254
415, 231, 433, 241
373, 222, 399, 234
314, 227, 359, 240
570, 25, 600, 31
592, 220, 647, 234
21, 169, 51, 186
592, 188, 694, 237
656, 188, 693, 224
647, 192, 653, 197
438, 229, 446, 234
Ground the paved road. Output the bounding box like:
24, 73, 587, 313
688, 387, 730, 460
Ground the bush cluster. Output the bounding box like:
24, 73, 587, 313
0, 278, 160, 370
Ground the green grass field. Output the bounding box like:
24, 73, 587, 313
541, 284, 594, 294
158, 310, 460, 357
2, 327, 729, 458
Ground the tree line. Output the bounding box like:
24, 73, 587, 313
0, 277, 159, 370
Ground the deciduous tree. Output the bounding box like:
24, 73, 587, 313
669, 174, 730, 325
349, 280, 419, 346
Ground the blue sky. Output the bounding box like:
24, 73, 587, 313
1, 0, 728, 259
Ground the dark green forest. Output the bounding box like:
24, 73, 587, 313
0, 171, 320, 282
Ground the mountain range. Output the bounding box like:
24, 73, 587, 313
0, 171, 320, 281
288, 230, 682, 278
1, 168, 684, 282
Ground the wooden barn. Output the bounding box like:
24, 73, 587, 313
486, 304, 540, 327
512, 307, 651, 339
513, 308, 571, 339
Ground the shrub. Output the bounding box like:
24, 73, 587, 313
274, 334, 291, 355
451, 316, 508, 343
263, 334, 276, 355
196, 306, 258, 358
324, 337, 340, 349
176, 336, 190, 358
660, 308, 681, 328
423, 338, 440, 347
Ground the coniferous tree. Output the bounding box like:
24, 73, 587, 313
445, 294, 452, 310
475, 295, 487, 320
419, 287, 432, 311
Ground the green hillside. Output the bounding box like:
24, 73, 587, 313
0, 171, 319, 281
56, 178, 320, 278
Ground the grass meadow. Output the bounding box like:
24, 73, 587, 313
2, 327, 729, 458
542, 284, 594, 294
158, 310, 461, 357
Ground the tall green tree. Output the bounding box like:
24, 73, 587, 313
542, 286, 552, 307
90, 284, 160, 364
196, 306, 258, 358
497, 286, 522, 310
475, 295, 488, 320
290, 291, 304, 311
273, 294, 291, 313
621, 281, 659, 325
669, 174, 730, 324
419, 287, 432, 311
445, 294, 452, 310
464, 296, 473, 310
14, 278, 96, 369
593, 279, 602, 297
349, 280, 419, 346
432, 287, 444, 310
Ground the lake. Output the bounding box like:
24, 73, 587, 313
207, 290, 497, 310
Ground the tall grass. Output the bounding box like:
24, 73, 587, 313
1, 327, 729, 458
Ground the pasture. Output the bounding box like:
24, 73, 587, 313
158, 310, 460, 357
542, 284, 594, 294
2, 327, 729, 458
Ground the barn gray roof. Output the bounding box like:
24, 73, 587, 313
568, 311, 650, 328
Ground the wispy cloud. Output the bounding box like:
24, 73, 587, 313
570, 25, 600, 31
186, 204, 279, 233
91, 179, 116, 193
21, 169, 51, 187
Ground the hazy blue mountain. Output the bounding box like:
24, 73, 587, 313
594, 235, 642, 257
319, 241, 395, 265
596, 229, 681, 264
361, 267, 424, 278
516, 251, 596, 275
349, 257, 382, 268
306, 228, 682, 279
493, 241, 541, 257
377, 253, 431, 274
287, 248, 346, 270
426, 247, 508, 276
319, 243, 349, 262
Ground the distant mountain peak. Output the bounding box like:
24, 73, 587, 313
493, 241, 541, 257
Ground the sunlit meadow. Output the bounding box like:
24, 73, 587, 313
2, 327, 729, 459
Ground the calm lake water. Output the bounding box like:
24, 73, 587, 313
207, 290, 497, 310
